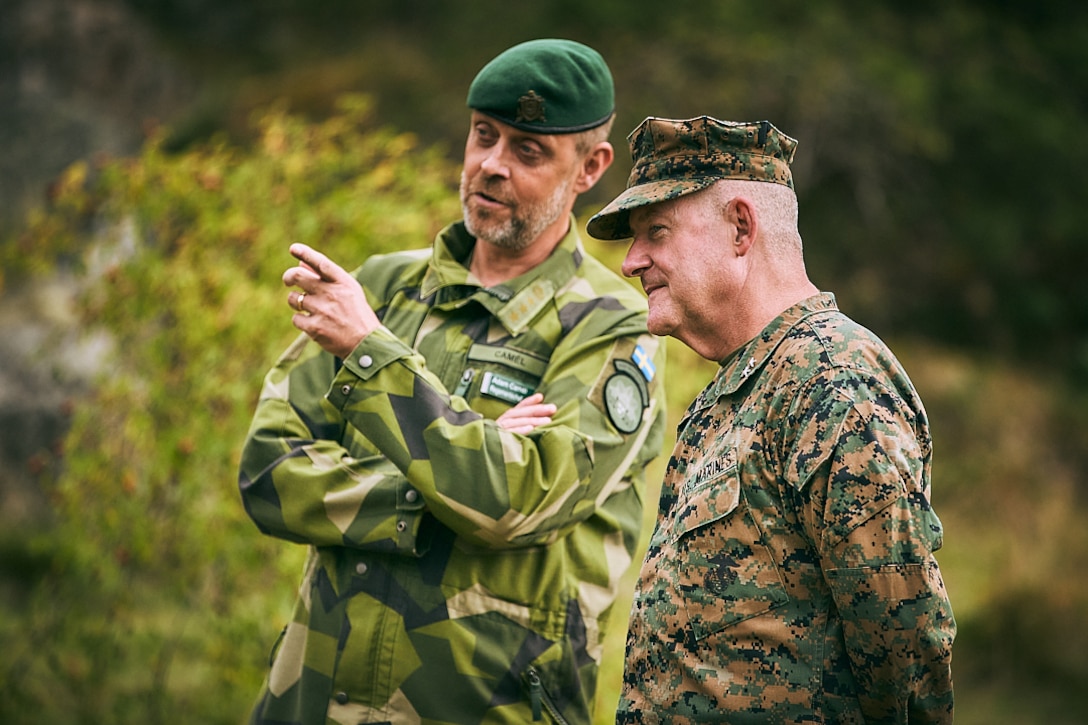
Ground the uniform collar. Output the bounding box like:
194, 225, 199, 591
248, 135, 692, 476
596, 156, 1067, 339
696, 292, 839, 405
420, 216, 583, 335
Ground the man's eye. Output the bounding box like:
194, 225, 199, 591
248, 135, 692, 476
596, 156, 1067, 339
519, 143, 543, 159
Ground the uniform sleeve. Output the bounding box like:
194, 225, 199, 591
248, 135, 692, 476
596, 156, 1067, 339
238, 333, 429, 554
327, 320, 665, 550
240, 318, 666, 553
787, 372, 956, 724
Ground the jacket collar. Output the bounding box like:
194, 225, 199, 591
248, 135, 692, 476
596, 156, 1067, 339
420, 216, 582, 335
692, 292, 839, 409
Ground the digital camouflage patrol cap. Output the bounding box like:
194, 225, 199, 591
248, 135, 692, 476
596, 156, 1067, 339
467, 39, 615, 134
587, 115, 798, 240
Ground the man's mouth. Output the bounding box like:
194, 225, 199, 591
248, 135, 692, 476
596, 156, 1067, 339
469, 186, 510, 209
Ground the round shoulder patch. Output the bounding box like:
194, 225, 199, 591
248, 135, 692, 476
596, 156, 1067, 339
604, 372, 644, 434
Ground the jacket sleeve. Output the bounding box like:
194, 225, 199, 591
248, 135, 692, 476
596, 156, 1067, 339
789, 372, 956, 723
239, 318, 666, 553
238, 333, 430, 553
325, 321, 665, 549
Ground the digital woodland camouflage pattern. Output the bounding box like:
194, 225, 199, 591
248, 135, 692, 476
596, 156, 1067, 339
618, 294, 955, 724
239, 218, 666, 725
587, 116, 797, 240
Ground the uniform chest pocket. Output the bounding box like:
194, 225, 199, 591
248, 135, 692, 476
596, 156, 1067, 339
456, 365, 543, 422
671, 461, 790, 640
458, 343, 548, 419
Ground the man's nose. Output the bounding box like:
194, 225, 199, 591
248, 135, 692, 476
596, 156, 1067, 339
621, 241, 648, 278
479, 143, 510, 177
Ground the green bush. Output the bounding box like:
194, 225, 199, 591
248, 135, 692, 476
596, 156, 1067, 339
0, 96, 460, 724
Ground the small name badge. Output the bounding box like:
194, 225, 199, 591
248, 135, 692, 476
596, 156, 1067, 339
480, 371, 533, 405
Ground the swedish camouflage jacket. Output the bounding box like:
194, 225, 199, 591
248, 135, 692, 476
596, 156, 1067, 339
239, 219, 667, 725
619, 293, 955, 724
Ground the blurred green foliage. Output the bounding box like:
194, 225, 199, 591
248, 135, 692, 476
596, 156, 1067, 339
121, 0, 1088, 383
0, 97, 460, 723
2, 1, 1088, 722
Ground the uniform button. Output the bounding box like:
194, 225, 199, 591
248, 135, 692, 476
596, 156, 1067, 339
358, 354, 373, 368
334, 691, 349, 705
355, 562, 368, 576
396, 520, 407, 532
405, 489, 418, 503
340, 384, 351, 395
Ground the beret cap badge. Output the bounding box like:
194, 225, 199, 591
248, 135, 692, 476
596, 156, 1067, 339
515, 91, 546, 124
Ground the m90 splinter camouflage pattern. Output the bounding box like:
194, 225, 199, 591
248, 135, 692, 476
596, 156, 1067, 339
239, 220, 666, 724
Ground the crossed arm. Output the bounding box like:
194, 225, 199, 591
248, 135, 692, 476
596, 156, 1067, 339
281, 242, 557, 433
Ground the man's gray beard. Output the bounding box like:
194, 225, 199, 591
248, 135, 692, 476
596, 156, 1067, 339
461, 174, 572, 251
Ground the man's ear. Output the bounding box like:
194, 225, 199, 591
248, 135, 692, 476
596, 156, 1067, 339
574, 142, 614, 194
727, 196, 758, 256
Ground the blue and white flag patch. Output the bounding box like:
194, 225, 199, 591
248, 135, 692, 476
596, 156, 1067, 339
632, 344, 656, 382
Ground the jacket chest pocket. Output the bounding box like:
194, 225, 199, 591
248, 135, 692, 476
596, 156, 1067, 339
670, 459, 790, 640
453, 343, 548, 417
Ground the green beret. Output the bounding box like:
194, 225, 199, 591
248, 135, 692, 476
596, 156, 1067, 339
587, 116, 798, 240
467, 39, 615, 134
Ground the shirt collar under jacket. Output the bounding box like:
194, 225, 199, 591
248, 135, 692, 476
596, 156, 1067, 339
702, 292, 839, 402
420, 215, 583, 336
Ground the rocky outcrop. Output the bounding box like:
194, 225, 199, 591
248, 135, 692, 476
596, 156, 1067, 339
0, 0, 190, 526
0, 279, 85, 524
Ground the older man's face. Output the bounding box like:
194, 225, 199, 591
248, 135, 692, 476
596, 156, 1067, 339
622, 189, 742, 358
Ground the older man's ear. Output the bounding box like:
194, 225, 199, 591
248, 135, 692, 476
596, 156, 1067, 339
725, 195, 758, 256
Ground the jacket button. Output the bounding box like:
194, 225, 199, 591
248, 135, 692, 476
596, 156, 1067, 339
405, 489, 418, 503
355, 562, 368, 576
358, 354, 373, 368
334, 691, 349, 705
